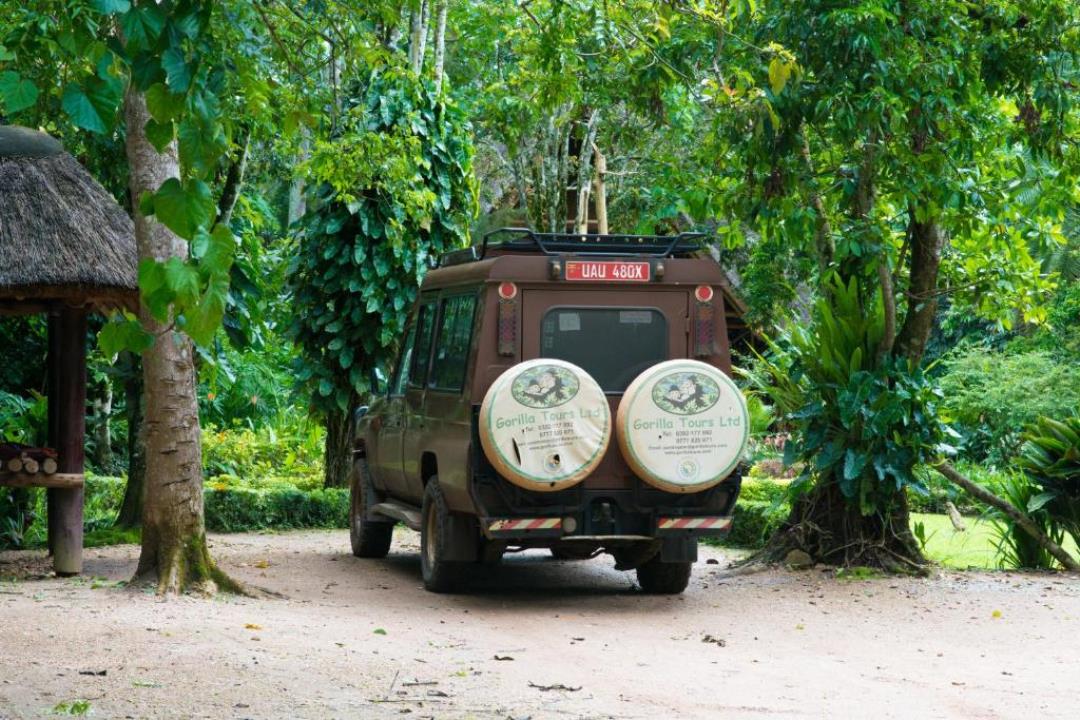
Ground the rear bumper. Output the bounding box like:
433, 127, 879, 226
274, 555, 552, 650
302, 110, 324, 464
481, 514, 733, 541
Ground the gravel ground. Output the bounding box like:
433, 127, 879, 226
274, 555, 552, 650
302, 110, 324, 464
1, 528, 1078, 719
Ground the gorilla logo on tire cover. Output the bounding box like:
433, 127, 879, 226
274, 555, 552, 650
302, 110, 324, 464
510, 364, 580, 409
650, 371, 720, 416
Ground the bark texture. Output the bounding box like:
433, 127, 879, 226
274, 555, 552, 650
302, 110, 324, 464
432, 0, 448, 93
323, 399, 357, 489
895, 206, 944, 362
124, 87, 237, 595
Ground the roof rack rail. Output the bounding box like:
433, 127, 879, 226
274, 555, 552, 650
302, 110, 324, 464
437, 227, 710, 267
481, 227, 707, 259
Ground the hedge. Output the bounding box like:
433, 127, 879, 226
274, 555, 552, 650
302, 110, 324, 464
204, 486, 348, 532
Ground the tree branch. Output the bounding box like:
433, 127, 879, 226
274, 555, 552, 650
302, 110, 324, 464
935, 461, 1079, 572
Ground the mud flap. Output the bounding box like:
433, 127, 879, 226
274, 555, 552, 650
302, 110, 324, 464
659, 537, 697, 563
443, 512, 481, 562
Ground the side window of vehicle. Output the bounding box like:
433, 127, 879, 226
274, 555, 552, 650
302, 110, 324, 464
389, 321, 418, 397
428, 294, 478, 392
408, 302, 437, 389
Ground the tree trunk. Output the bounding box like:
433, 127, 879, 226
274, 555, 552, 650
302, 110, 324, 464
216, 124, 250, 227
593, 143, 608, 235
799, 125, 834, 273
408, 0, 430, 75
895, 206, 944, 362
90, 374, 113, 471
574, 110, 600, 235
323, 399, 357, 489
123, 87, 238, 595
116, 352, 145, 529
432, 0, 448, 93
287, 131, 311, 227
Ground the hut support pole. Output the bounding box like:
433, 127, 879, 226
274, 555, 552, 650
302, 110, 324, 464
47, 306, 86, 575
46, 313, 60, 557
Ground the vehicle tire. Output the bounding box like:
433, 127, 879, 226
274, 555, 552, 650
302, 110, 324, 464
420, 478, 467, 593
350, 457, 393, 558
635, 555, 692, 594
549, 545, 596, 561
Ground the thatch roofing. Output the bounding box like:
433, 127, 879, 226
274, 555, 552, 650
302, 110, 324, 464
0, 125, 136, 312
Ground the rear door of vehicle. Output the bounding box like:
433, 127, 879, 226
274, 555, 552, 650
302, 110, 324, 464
378, 299, 437, 499
521, 288, 689, 488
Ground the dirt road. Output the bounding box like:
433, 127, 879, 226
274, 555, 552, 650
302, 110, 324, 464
1, 529, 1078, 719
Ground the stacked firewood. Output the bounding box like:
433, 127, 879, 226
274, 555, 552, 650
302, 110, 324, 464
0, 443, 59, 475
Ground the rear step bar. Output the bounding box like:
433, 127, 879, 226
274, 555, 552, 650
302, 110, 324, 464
371, 501, 422, 531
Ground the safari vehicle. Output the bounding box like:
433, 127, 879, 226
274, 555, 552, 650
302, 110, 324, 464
351, 229, 750, 594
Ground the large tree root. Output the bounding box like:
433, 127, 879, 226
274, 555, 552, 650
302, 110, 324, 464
739, 481, 931, 576
132, 531, 252, 596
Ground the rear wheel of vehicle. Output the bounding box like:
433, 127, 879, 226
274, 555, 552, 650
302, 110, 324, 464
350, 457, 393, 558
420, 478, 466, 593
635, 555, 692, 594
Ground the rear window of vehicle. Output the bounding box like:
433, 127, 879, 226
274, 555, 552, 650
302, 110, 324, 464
540, 307, 667, 392
429, 294, 478, 392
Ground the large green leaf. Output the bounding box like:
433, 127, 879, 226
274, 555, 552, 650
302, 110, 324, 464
92, 0, 131, 14
161, 47, 192, 92
61, 76, 122, 134
144, 82, 186, 123
0, 71, 38, 114
98, 316, 154, 358
147, 177, 213, 239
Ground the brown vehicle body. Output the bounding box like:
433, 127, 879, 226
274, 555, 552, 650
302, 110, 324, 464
353, 231, 747, 592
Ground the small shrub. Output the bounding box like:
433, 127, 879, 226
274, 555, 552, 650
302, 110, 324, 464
719, 500, 788, 549
202, 413, 324, 489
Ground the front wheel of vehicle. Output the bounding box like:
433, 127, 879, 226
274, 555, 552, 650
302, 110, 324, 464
420, 478, 467, 593
635, 554, 692, 594
350, 457, 393, 558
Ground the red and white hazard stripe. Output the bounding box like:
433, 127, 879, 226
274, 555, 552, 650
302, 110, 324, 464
488, 518, 562, 533
657, 516, 732, 531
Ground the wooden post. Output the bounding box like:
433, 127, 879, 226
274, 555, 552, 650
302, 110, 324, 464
47, 306, 86, 576
46, 311, 60, 557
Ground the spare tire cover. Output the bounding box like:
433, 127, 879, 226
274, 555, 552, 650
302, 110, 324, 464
479, 359, 611, 492
616, 359, 749, 494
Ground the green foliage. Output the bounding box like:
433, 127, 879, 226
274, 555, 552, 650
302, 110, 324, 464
719, 500, 788, 549
204, 486, 347, 533
202, 417, 324, 490
1016, 415, 1080, 547
744, 275, 956, 514
1, 1, 246, 352
0, 475, 125, 550
289, 69, 477, 413
987, 470, 1065, 570
939, 348, 1080, 464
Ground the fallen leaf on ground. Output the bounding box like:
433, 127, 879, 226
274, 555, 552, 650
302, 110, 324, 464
374, 628, 387, 635
494, 655, 514, 661
528, 682, 581, 692
245, 623, 262, 630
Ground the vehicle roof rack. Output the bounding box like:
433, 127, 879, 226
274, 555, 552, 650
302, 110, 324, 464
438, 227, 709, 267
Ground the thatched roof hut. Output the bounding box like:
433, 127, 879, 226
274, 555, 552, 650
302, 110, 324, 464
0, 125, 136, 311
